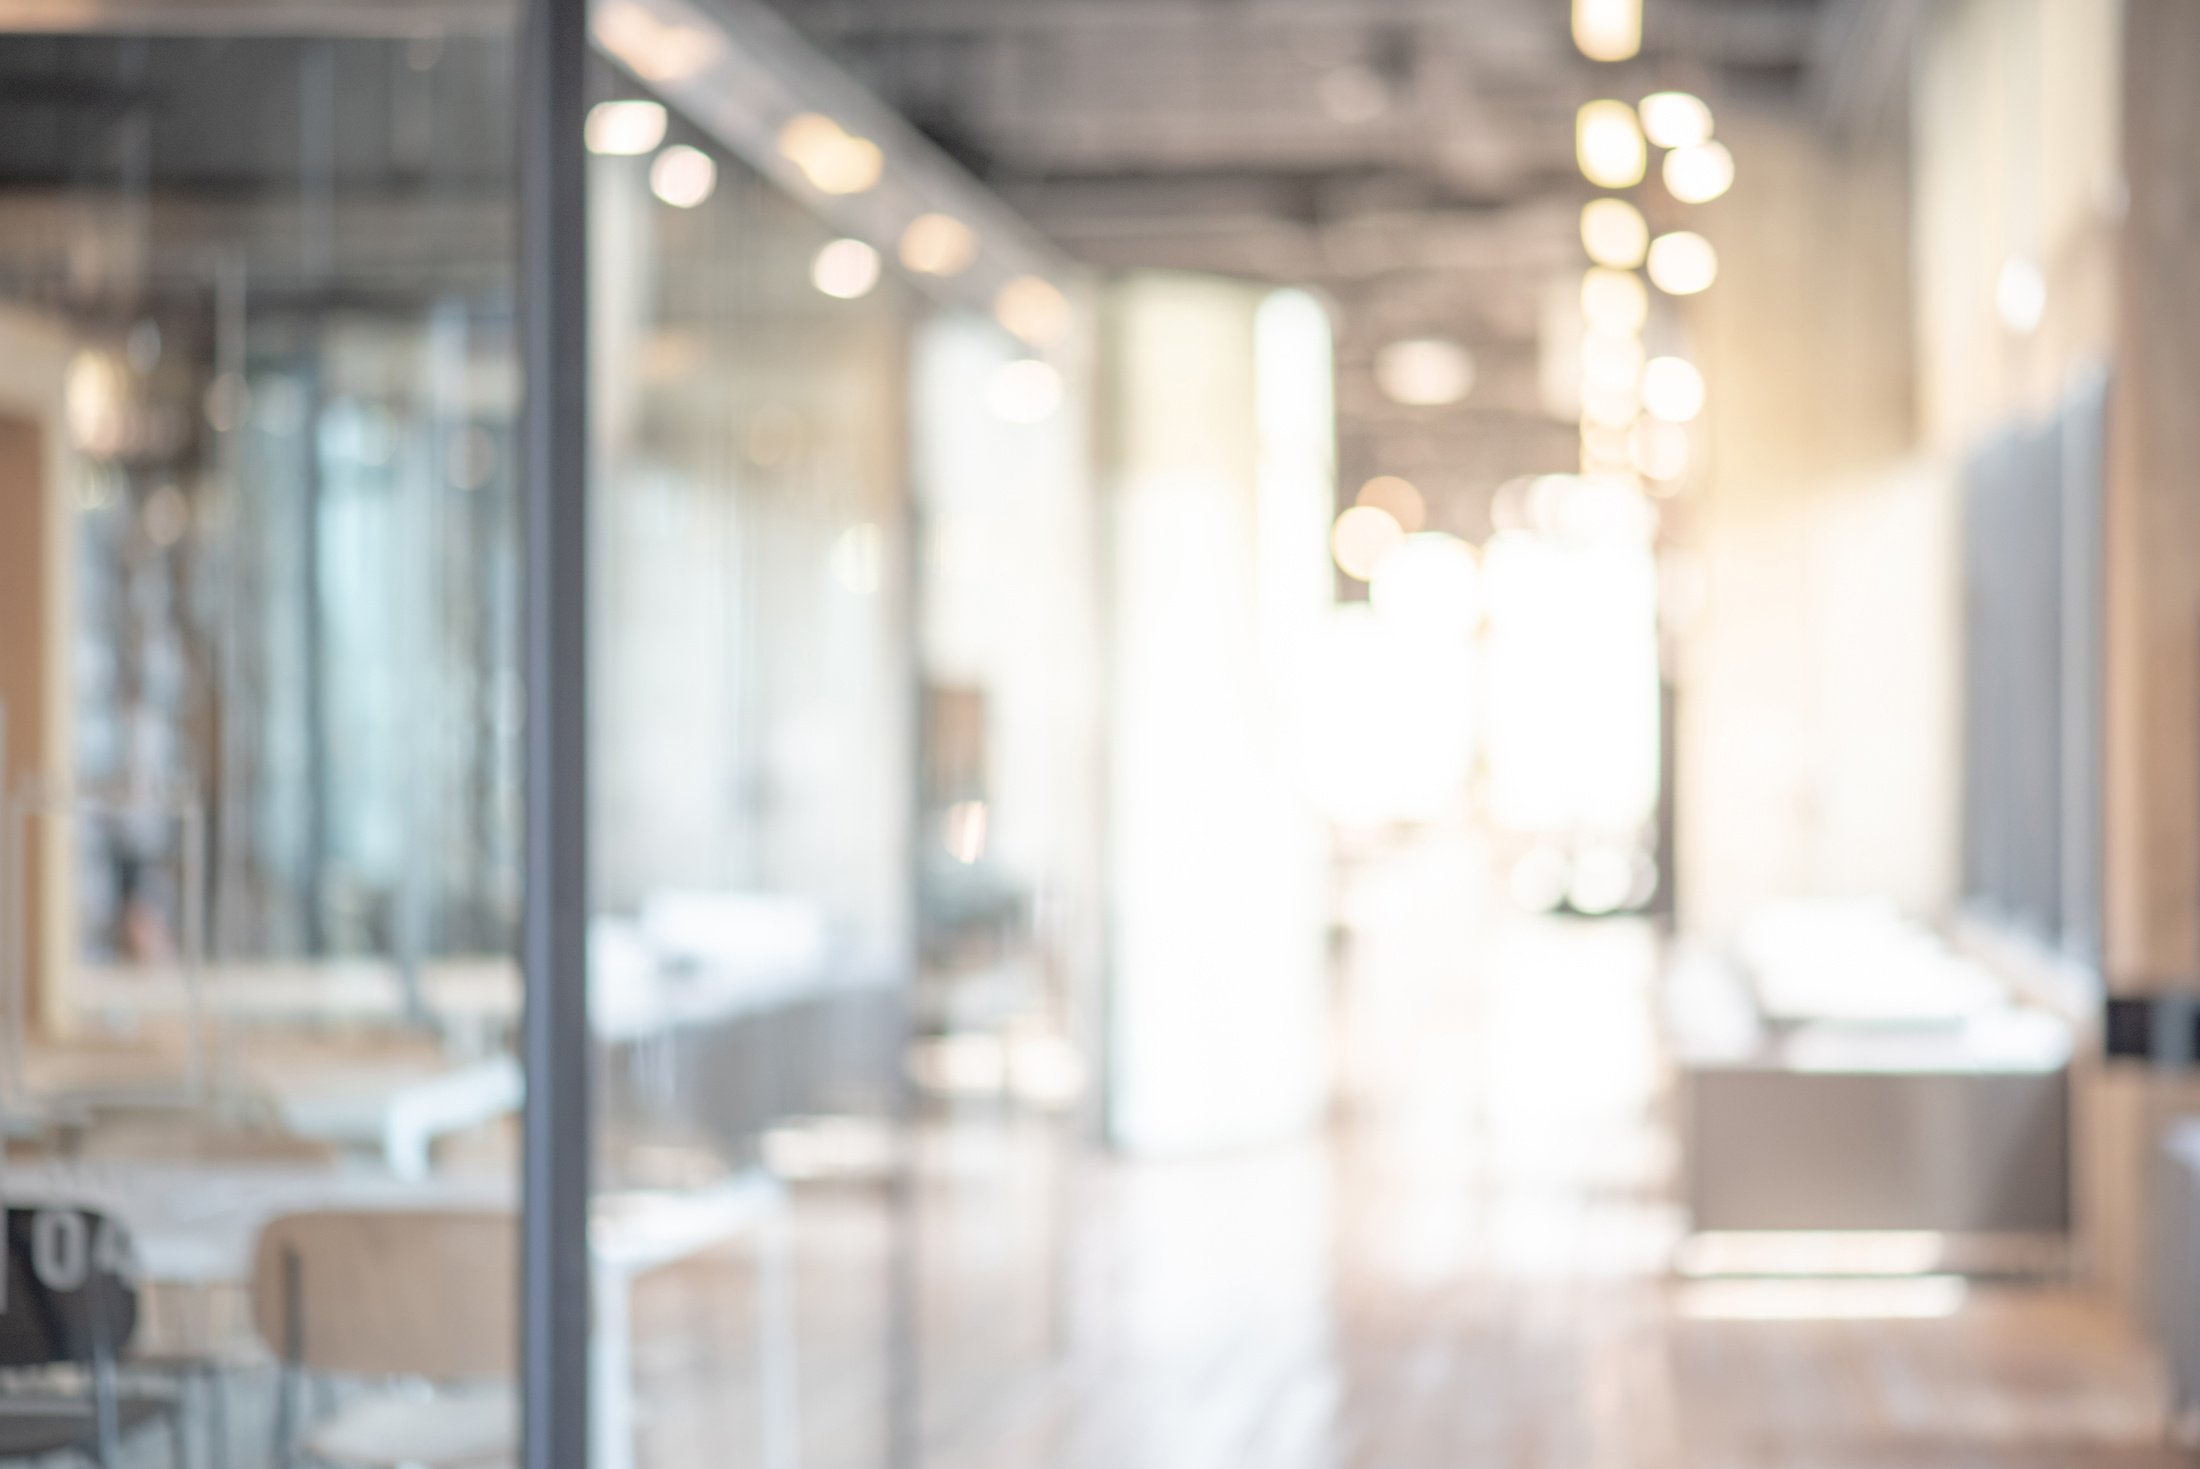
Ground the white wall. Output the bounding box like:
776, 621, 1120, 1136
1679, 461, 1959, 930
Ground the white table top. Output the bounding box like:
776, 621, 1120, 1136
0, 1160, 780, 1284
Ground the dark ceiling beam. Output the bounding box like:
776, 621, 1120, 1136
789, 0, 1825, 64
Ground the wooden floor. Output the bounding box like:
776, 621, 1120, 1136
913, 835, 2186, 1469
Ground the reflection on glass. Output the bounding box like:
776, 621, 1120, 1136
588, 60, 923, 1469
0, 28, 522, 1467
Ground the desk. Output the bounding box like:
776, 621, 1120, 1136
251, 1053, 523, 1180
19, 1043, 525, 1180
0, 1161, 795, 1469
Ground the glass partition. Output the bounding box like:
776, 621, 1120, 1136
580, 25, 1102, 1458
0, 23, 524, 1468
584, 60, 916, 1469
906, 309, 1099, 1428
0, 12, 1100, 1468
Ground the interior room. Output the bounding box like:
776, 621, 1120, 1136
0, 0, 2197, 1467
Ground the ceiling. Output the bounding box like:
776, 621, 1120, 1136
758, 0, 1902, 538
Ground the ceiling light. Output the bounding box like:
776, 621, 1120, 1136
1331, 505, 1406, 582
1572, 0, 1641, 62
812, 237, 881, 299
996, 275, 1070, 345
648, 144, 716, 207
585, 99, 667, 156
593, 2, 720, 84
899, 214, 978, 277
778, 112, 882, 196
1580, 197, 1649, 269
1355, 474, 1426, 534
1646, 231, 1718, 294
1581, 423, 1632, 473
1639, 91, 1714, 150
1581, 332, 1644, 394
1641, 356, 1705, 422
1577, 100, 1646, 188
1629, 418, 1690, 480
1374, 337, 1475, 406
1580, 267, 1649, 336
1582, 382, 1639, 429
1663, 140, 1735, 204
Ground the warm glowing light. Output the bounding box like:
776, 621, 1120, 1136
1581, 332, 1643, 395
1581, 381, 1639, 429
593, 3, 721, 83
65, 349, 128, 453
1996, 258, 2046, 334
1642, 356, 1705, 422
1647, 231, 1718, 294
1576, 100, 1646, 189
585, 99, 667, 155
1355, 474, 1426, 533
1572, 0, 1641, 61
1580, 197, 1648, 269
996, 275, 1070, 345
1575, 475, 1658, 542
1581, 423, 1632, 473
1331, 504, 1406, 582
649, 145, 716, 207
811, 237, 880, 299
1629, 417, 1690, 480
986, 358, 1063, 423
1663, 140, 1735, 204
1580, 268, 1649, 336
1374, 337, 1475, 406
898, 213, 977, 276
944, 798, 989, 863
1370, 532, 1481, 639
778, 112, 883, 195
1639, 91, 1713, 149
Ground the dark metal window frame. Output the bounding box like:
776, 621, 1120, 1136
517, 0, 591, 1464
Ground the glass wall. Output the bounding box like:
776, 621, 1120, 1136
0, 21, 524, 1469
905, 307, 1100, 1433
584, 59, 915, 1469
579, 27, 1098, 1469
0, 8, 1099, 1468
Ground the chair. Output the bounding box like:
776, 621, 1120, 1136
250, 1210, 517, 1469
0, 1205, 184, 1468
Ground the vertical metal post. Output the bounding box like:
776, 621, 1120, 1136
519, 0, 591, 1464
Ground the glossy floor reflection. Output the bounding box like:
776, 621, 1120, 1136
922, 833, 2179, 1469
